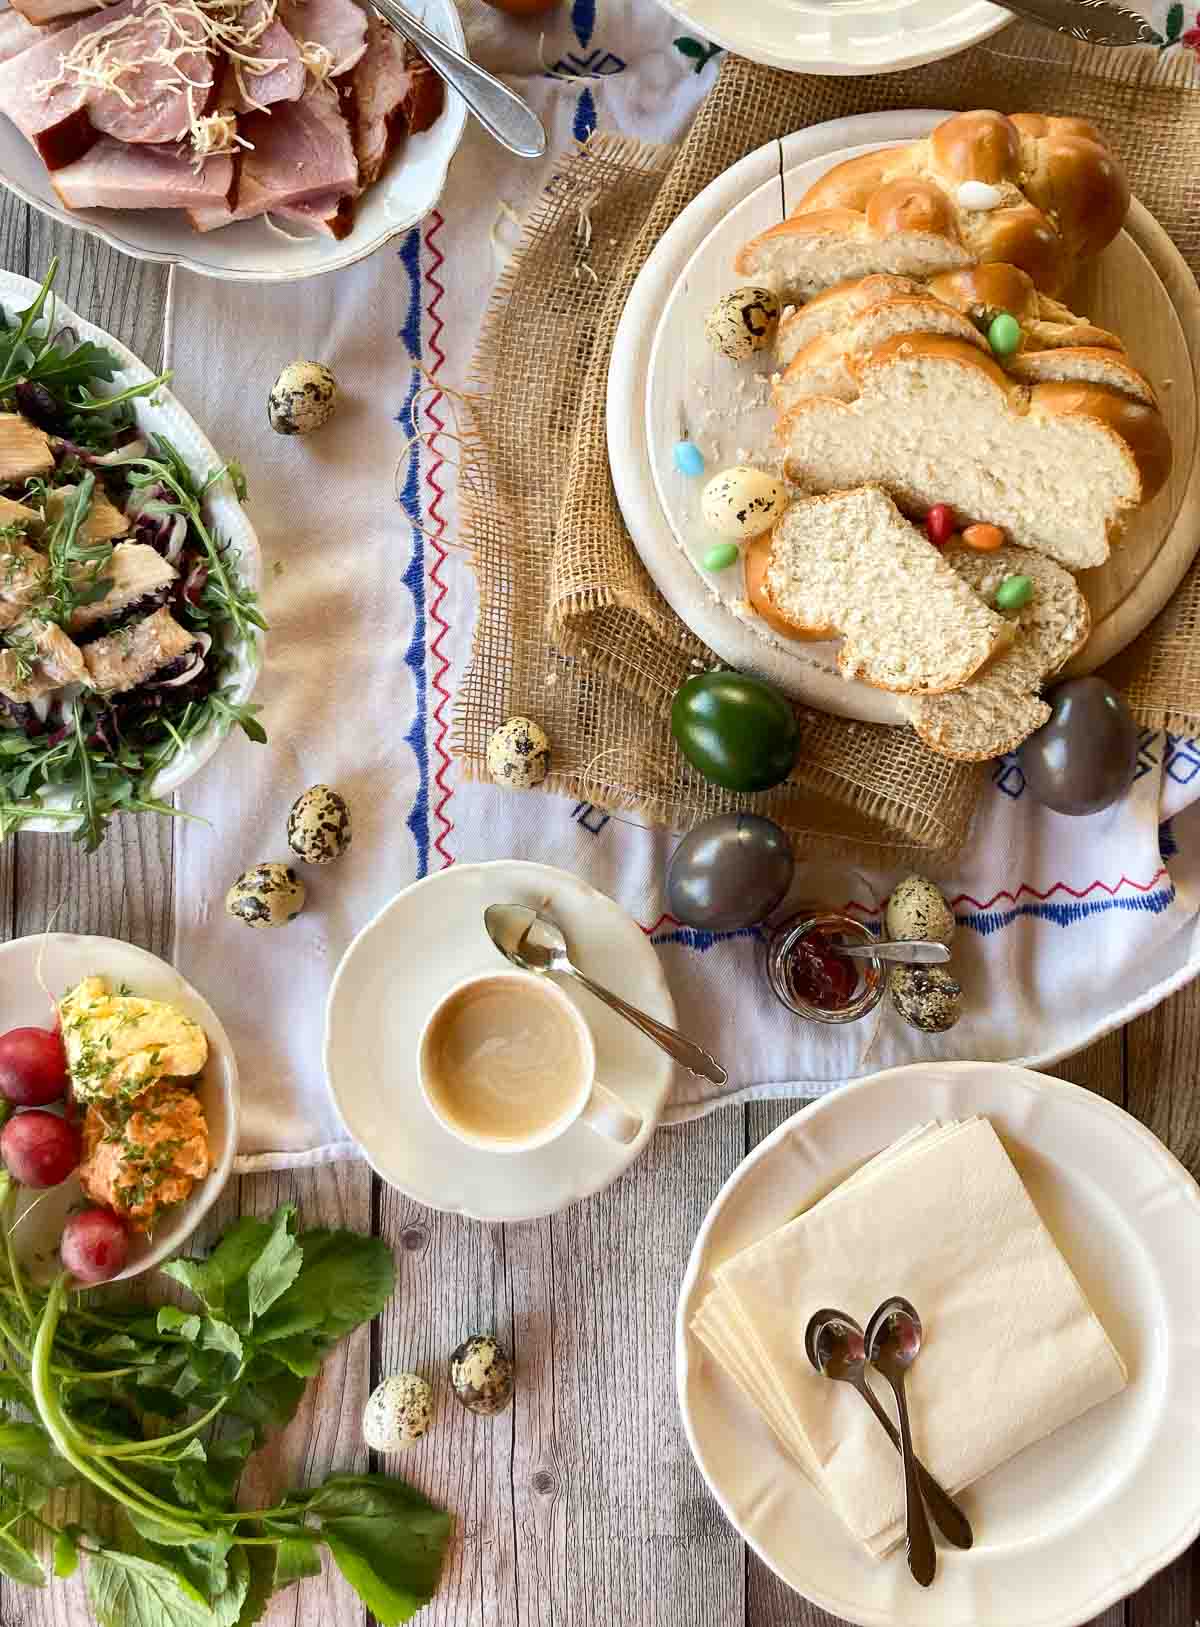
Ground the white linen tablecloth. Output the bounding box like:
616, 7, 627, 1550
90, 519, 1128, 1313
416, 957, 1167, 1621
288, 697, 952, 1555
166, 0, 1200, 1170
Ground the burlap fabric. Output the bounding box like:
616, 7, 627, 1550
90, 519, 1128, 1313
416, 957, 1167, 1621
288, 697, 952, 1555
454, 31, 1199, 860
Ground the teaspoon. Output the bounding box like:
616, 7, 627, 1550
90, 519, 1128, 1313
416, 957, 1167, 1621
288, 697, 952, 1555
484, 904, 728, 1086
865, 1296, 937, 1587
836, 940, 950, 967
805, 1309, 971, 1550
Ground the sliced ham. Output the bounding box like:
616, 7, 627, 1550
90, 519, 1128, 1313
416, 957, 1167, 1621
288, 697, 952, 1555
9, 0, 97, 24
0, 5, 65, 62
69, 542, 175, 633
271, 190, 353, 238
52, 139, 234, 212
0, 0, 213, 169
349, 18, 442, 188
214, 3, 304, 114
188, 78, 357, 231
82, 605, 195, 694
280, 0, 366, 74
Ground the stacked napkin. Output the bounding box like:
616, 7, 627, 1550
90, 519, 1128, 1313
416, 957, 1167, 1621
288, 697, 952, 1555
692, 1118, 1126, 1556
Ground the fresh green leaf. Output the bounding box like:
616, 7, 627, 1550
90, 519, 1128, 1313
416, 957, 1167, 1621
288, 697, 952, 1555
272, 1533, 322, 1589
0, 1419, 77, 1487
53, 1529, 79, 1579
86, 1548, 214, 1627
0, 1523, 45, 1587
258, 1334, 325, 1378
157, 1308, 201, 1342
162, 1216, 274, 1314
235, 1542, 278, 1627
225, 1362, 306, 1441
245, 1207, 303, 1323
200, 1318, 244, 1362
1165, 0, 1184, 37
254, 1230, 393, 1345
673, 34, 705, 54
291, 1475, 452, 1626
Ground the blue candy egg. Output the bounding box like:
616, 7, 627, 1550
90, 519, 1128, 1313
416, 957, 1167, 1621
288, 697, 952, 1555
673, 440, 705, 477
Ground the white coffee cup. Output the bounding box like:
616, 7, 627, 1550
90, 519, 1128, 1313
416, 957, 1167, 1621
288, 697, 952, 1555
417, 970, 642, 1152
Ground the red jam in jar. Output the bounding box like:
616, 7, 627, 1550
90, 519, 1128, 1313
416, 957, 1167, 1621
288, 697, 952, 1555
784, 929, 859, 1011
764, 910, 886, 1023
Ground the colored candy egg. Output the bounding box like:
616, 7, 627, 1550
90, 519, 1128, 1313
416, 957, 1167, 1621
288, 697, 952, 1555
666, 813, 795, 931
702, 543, 739, 572
703, 287, 781, 361
673, 440, 705, 477
1018, 677, 1138, 816
962, 523, 1005, 552
988, 312, 1021, 359
995, 574, 1033, 611
925, 503, 955, 547
956, 180, 1005, 211
701, 467, 788, 540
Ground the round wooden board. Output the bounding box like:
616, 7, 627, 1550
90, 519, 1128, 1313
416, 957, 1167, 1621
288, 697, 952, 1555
612, 111, 1200, 724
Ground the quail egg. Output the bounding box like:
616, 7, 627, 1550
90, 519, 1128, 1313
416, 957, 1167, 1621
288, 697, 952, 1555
885, 875, 956, 948
704, 287, 781, 361
362, 1373, 432, 1451
268, 360, 338, 435
486, 717, 550, 791
224, 863, 306, 929
287, 784, 352, 866
889, 965, 963, 1033
701, 467, 788, 540
449, 1334, 514, 1416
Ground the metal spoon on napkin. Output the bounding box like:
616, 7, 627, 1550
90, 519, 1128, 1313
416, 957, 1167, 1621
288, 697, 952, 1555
485, 904, 729, 1086
865, 1297, 937, 1587
367, 0, 547, 158
805, 1309, 972, 1551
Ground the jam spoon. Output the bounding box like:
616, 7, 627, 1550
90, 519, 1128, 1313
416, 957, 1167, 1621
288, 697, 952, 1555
865, 1296, 937, 1587
805, 1308, 972, 1550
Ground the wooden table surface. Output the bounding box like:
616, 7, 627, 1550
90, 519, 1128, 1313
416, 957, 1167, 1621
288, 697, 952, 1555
1, 205, 1197, 1627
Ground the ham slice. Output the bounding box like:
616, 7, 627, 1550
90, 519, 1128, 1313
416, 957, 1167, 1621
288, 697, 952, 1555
280, 0, 366, 74
8, 0, 96, 24
188, 78, 357, 230
271, 190, 353, 237
0, 0, 213, 169
349, 17, 442, 188
52, 139, 234, 211
0, 5, 65, 61
214, 2, 304, 113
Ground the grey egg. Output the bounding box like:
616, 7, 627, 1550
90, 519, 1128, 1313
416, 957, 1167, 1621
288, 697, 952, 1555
287, 784, 352, 865
225, 862, 306, 929
885, 875, 955, 948
666, 813, 794, 931
1018, 678, 1138, 816
890, 966, 963, 1033
449, 1334, 514, 1416
268, 360, 338, 435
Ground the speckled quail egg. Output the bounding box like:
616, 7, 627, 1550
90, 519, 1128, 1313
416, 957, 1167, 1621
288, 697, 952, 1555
890, 965, 963, 1033
287, 784, 352, 866
268, 360, 338, 435
363, 1373, 432, 1451
701, 467, 788, 540
486, 717, 550, 791
449, 1334, 514, 1416
224, 862, 306, 929
885, 875, 956, 948
704, 286, 781, 361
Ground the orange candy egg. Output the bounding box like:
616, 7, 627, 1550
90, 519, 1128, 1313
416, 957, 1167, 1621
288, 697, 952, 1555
962, 523, 1005, 552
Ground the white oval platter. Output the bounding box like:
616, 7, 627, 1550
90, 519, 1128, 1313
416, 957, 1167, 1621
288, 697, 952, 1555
0, 268, 263, 831
676, 1061, 1200, 1627
0, 0, 467, 282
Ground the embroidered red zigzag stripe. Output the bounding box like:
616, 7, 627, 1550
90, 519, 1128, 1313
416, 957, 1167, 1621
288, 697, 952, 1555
422, 209, 455, 871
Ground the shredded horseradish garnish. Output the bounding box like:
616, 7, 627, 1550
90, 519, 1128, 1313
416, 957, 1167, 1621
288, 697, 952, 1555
297, 37, 333, 77
188, 107, 253, 160
31, 0, 289, 155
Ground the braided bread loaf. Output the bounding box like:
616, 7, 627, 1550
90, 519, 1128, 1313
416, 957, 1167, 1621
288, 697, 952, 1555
736, 111, 1129, 301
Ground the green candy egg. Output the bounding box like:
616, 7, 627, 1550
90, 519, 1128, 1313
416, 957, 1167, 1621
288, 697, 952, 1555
988, 312, 1021, 359
995, 573, 1033, 611
702, 543, 740, 572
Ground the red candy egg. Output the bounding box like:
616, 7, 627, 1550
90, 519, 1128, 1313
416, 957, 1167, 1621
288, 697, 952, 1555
925, 504, 956, 547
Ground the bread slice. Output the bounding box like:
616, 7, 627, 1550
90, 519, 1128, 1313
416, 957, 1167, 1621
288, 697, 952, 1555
774, 275, 926, 369
778, 336, 1172, 570
734, 208, 972, 304
1006, 346, 1157, 405
773, 295, 988, 411
761, 486, 1012, 693
900, 544, 1090, 758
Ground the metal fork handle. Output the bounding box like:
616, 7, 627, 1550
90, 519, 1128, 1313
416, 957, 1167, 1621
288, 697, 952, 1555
566, 968, 729, 1087
366, 0, 547, 158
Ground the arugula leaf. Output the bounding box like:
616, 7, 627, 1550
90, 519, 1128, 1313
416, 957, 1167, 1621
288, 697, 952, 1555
254, 1229, 394, 1344
0, 1523, 46, 1587
0, 1419, 77, 1488
245, 1206, 303, 1323
85, 1548, 214, 1627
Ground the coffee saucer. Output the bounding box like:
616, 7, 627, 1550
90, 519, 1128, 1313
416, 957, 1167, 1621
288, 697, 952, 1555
323, 861, 678, 1220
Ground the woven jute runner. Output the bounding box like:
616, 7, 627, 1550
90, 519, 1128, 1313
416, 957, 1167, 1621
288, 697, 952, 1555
454, 30, 1199, 861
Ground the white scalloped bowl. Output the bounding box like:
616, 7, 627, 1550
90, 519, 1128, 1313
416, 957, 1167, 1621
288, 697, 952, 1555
0, 0, 467, 281
0, 267, 263, 833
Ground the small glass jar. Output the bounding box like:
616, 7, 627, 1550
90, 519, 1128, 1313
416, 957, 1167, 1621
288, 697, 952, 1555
765, 910, 887, 1024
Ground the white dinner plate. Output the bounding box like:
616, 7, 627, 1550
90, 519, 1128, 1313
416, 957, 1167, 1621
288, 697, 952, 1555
676, 1061, 1200, 1627
323, 861, 677, 1221
0, 268, 263, 831
0, 934, 239, 1283
0, 0, 467, 282
651, 0, 1008, 74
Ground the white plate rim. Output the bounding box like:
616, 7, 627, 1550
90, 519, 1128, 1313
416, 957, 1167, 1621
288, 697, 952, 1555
0, 931, 239, 1282
0, 0, 468, 283
0, 266, 263, 831
321, 858, 678, 1222
674, 1060, 1200, 1627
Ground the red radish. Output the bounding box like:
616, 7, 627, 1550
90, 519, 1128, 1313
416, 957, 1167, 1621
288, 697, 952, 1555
0, 1110, 81, 1188
61, 1209, 129, 1284
925, 504, 956, 547
0, 1027, 68, 1107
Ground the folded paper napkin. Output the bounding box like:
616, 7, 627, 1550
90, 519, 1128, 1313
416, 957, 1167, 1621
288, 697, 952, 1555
692, 1117, 1126, 1557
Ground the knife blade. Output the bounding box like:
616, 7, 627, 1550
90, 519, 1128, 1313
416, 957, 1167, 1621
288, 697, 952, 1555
996, 0, 1162, 45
